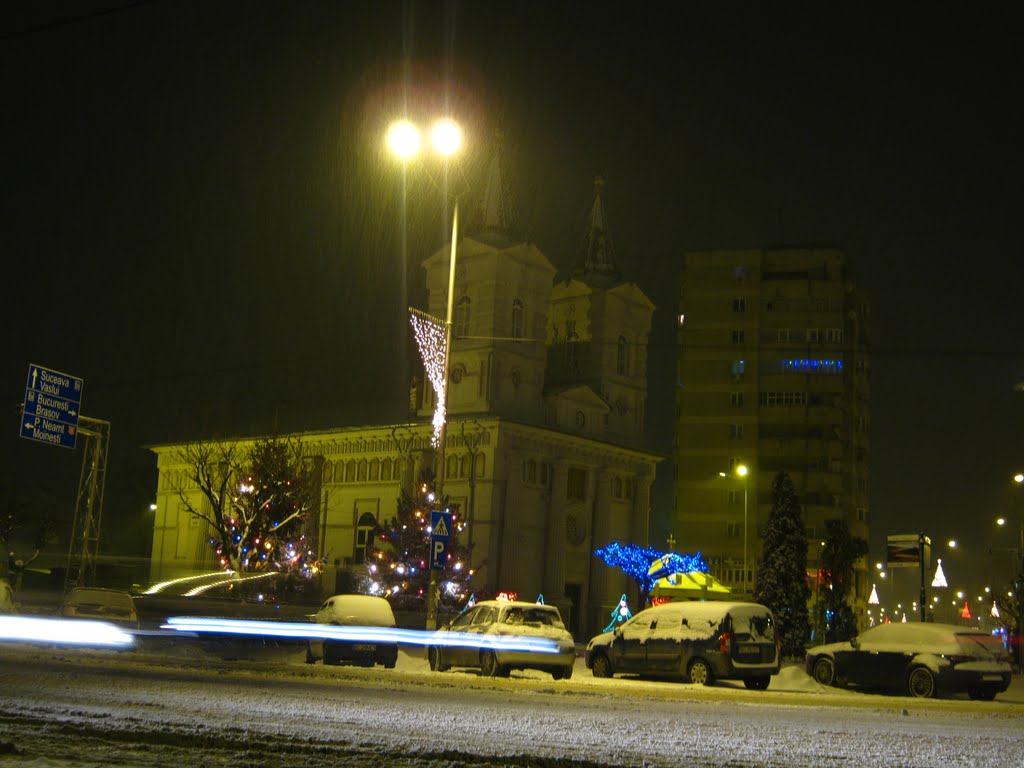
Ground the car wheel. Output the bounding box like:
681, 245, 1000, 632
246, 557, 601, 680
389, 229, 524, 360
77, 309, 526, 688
812, 657, 837, 687
551, 664, 573, 681
480, 650, 507, 677
907, 666, 936, 698
688, 658, 713, 686
428, 647, 449, 672
590, 653, 614, 678
743, 675, 770, 691
968, 684, 997, 701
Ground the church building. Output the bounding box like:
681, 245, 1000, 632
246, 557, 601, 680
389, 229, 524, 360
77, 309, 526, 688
147, 147, 659, 640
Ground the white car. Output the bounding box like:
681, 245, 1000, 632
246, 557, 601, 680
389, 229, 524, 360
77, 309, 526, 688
306, 594, 398, 668
60, 587, 140, 628
427, 599, 577, 679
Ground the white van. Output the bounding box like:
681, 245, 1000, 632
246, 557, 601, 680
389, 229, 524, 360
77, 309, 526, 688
305, 594, 399, 668
586, 601, 780, 689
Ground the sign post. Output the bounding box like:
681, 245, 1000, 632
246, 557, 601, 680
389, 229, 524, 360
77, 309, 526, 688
430, 510, 453, 571
886, 533, 930, 622
20, 363, 84, 449
425, 509, 453, 631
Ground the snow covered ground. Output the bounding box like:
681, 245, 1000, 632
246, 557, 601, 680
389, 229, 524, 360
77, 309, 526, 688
1, 636, 1022, 767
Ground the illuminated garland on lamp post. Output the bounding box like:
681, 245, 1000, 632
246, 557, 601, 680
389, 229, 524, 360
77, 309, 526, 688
409, 308, 448, 448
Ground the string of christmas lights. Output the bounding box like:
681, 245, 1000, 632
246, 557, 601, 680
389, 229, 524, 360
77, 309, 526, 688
594, 542, 709, 596
410, 308, 448, 447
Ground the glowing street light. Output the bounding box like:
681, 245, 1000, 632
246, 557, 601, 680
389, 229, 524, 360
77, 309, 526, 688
387, 116, 464, 631
718, 463, 750, 594
386, 120, 421, 158
736, 464, 749, 595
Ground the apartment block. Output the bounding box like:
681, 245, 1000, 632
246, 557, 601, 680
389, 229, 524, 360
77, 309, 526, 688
673, 248, 870, 619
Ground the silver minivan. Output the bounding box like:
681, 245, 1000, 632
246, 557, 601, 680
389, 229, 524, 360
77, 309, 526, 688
586, 601, 780, 689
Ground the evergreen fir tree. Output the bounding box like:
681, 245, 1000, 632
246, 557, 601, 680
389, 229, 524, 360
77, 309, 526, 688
817, 517, 869, 642
753, 472, 810, 659
364, 470, 473, 612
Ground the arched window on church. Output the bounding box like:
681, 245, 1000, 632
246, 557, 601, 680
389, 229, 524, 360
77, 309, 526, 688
357, 459, 368, 482
511, 298, 524, 339
354, 512, 376, 564
369, 458, 380, 481
617, 335, 629, 375
381, 458, 393, 481
455, 296, 471, 338
345, 460, 356, 483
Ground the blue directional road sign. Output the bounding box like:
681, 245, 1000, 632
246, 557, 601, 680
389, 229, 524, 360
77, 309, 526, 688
20, 363, 84, 449
430, 510, 453, 571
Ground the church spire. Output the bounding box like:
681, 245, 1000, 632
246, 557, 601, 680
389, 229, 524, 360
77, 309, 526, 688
572, 175, 619, 286
473, 130, 518, 240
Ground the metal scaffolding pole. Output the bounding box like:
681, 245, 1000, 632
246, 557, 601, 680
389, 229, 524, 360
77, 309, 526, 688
63, 416, 111, 592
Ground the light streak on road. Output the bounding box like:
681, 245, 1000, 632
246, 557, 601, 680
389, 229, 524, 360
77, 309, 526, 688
162, 616, 561, 653
0, 616, 135, 647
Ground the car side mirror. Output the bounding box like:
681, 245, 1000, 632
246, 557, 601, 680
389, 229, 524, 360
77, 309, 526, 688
613, 624, 623, 636
850, 637, 860, 650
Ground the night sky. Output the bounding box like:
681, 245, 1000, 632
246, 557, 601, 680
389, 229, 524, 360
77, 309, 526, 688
2, 2, 1022, 601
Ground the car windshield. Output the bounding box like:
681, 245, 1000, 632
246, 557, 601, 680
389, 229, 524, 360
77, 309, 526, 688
503, 607, 562, 628
69, 590, 132, 610
955, 632, 1009, 659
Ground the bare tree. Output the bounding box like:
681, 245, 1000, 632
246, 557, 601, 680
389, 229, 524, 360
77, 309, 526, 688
0, 488, 56, 589
170, 436, 318, 575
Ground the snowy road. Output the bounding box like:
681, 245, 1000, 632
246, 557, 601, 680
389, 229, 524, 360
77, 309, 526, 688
1, 639, 1022, 767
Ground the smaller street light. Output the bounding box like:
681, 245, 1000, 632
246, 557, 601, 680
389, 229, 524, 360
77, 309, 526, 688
720, 464, 750, 594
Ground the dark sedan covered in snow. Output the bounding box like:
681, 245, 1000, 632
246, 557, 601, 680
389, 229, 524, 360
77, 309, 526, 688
805, 622, 1012, 700
586, 601, 780, 688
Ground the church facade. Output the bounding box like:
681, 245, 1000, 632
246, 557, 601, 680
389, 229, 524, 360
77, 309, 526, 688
148, 157, 659, 640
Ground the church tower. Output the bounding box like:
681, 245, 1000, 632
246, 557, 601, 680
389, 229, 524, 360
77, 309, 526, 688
545, 177, 655, 448
419, 137, 557, 424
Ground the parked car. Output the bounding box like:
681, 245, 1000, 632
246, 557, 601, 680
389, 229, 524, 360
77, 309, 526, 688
805, 622, 1013, 700
0, 579, 16, 613
427, 599, 577, 679
306, 594, 398, 668
59, 587, 140, 628
586, 601, 780, 689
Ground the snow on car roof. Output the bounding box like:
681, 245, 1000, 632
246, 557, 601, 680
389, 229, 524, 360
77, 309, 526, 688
647, 601, 770, 623
323, 594, 396, 627
858, 622, 991, 648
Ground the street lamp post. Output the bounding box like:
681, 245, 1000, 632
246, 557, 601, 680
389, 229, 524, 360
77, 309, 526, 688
720, 464, 750, 595
738, 464, 749, 595
387, 117, 463, 630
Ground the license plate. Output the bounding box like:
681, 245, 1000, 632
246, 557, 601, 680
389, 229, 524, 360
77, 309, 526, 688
352, 644, 375, 652
981, 674, 1003, 681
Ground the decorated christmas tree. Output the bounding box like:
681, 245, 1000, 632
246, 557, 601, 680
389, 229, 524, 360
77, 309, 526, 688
364, 470, 473, 612
175, 436, 319, 582
752, 472, 810, 658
